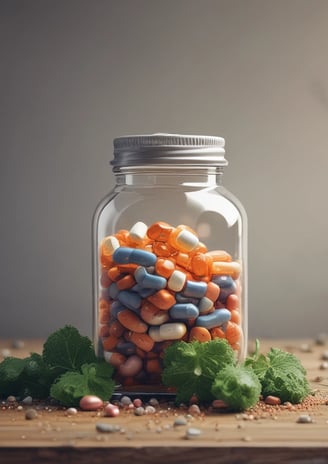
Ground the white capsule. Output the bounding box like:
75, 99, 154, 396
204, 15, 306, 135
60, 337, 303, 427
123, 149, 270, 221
167, 270, 186, 292
148, 326, 164, 342
198, 297, 214, 314
176, 229, 199, 252
101, 236, 120, 256
159, 322, 187, 340
129, 221, 148, 243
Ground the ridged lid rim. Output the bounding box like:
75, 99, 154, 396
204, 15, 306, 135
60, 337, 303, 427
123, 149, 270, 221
111, 133, 227, 169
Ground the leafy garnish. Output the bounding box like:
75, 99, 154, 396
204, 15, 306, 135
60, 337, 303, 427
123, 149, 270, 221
43, 325, 97, 374
50, 362, 115, 407
0, 353, 56, 398
211, 364, 261, 411
0, 325, 113, 405
245, 340, 311, 403
162, 339, 236, 403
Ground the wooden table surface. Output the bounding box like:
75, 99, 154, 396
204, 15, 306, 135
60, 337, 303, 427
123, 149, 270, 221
1, 338, 328, 464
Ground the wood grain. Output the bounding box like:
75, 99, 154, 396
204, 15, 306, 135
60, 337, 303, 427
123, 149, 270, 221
1, 338, 328, 463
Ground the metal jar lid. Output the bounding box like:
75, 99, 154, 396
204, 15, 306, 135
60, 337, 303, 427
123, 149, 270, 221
111, 133, 227, 170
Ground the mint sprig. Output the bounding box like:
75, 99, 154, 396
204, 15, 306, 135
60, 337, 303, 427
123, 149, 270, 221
0, 325, 115, 405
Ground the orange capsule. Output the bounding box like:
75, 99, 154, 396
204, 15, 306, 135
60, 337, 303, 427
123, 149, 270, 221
116, 274, 136, 290
155, 258, 176, 278
210, 327, 225, 339
189, 326, 212, 342
226, 294, 240, 310
117, 309, 148, 333
230, 309, 241, 325
99, 324, 110, 337
115, 229, 130, 245
190, 253, 213, 278
107, 266, 123, 281
147, 289, 176, 310
106, 352, 126, 368
140, 301, 170, 325
117, 263, 138, 274
127, 235, 152, 249
146, 358, 162, 374
175, 252, 192, 270
206, 250, 232, 262
168, 225, 199, 253
108, 320, 125, 337
102, 335, 119, 351
100, 309, 110, 324
99, 299, 110, 323
147, 221, 174, 241
225, 321, 242, 345
100, 269, 112, 288
205, 281, 221, 302
211, 261, 241, 280
130, 332, 154, 352
99, 298, 110, 312
100, 252, 114, 269
152, 241, 176, 258
191, 242, 208, 255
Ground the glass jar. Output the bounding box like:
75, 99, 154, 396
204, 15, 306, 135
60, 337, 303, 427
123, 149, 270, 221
92, 133, 247, 394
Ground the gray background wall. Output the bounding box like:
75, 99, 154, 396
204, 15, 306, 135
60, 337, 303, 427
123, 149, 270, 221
1, 0, 328, 340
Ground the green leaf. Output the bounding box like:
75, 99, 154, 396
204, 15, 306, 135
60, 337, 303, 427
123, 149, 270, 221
42, 325, 97, 374
21, 353, 57, 398
246, 345, 310, 404
211, 365, 261, 411
260, 348, 310, 403
0, 353, 56, 398
162, 339, 236, 403
0, 357, 27, 397
50, 362, 115, 406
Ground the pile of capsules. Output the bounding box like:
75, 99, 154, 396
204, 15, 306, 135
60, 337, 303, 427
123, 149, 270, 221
98, 221, 243, 388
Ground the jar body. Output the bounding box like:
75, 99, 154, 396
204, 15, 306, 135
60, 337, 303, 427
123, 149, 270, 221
93, 167, 247, 393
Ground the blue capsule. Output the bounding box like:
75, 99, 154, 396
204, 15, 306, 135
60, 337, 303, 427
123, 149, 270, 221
134, 266, 167, 289
195, 309, 231, 329
132, 284, 157, 298
113, 247, 157, 267
108, 283, 119, 299
118, 290, 141, 311
116, 342, 136, 356
175, 293, 199, 305
183, 280, 207, 299
110, 301, 125, 318
169, 303, 199, 320
212, 276, 237, 303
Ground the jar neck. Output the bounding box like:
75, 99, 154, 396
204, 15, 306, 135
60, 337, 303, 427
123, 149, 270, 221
114, 166, 224, 187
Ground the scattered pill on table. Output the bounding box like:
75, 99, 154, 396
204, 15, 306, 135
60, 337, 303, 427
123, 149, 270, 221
185, 427, 202, 439
79, 395, 104, 411
264, 396, 281, 406
22, 396, 33, 406
173, 416, 188, 426
104, 403, 120, 417
297, 414, 313, 423
96, 423, 121, 433
25, 409, 38, 420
